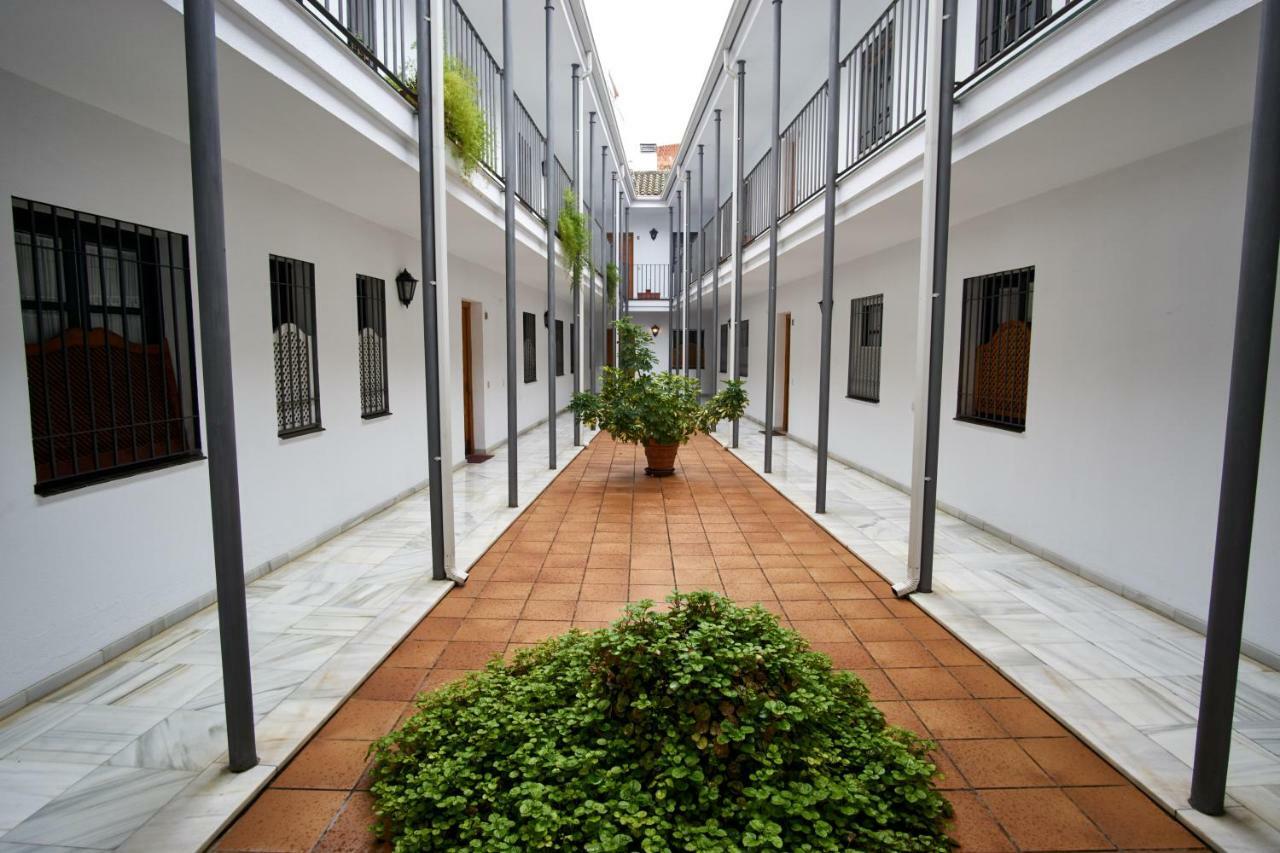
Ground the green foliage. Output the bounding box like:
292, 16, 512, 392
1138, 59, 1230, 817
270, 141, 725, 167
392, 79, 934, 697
439, 57, 489, 175
370, 592, 953, 852
606, 261, 620, 308
557, 190, 590, 294
569, 318, 750, 447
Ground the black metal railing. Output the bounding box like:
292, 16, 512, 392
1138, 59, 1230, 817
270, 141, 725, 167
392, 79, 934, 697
512, 96, 545, 216
701, 216, 716, 275
631, 264, 671, 300
778, 83, 828, 217
719, 196, 733, 261
741, 151, 772, 245
444, 0, 503, 174
976, 0, 1053, 71
298, 0, 414, 101
840, 0, 927, 170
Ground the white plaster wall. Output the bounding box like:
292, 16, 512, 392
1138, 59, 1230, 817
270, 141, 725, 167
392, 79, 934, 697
739, 126, 1280, 659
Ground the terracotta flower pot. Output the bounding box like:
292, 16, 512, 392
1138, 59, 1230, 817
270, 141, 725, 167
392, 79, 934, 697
643, 440, 679, 477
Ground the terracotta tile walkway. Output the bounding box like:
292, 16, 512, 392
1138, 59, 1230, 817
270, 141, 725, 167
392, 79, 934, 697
215, 434, 1206, 852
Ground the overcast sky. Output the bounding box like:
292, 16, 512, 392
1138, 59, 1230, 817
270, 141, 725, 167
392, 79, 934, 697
583, 0, 733, 164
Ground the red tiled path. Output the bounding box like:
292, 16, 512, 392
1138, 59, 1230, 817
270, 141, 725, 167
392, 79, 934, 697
216, 434, 1204, 852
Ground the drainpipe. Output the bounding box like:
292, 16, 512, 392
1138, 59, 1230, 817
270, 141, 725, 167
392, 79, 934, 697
731, 59, 746, 448
501, 0, 518, 507
814, 0, 841, 513
417, 0, 450, 582
713, 110, 722, 393
587, 115, 596, 392
669, 203, 676, 372
1190, 0, 1280, 815
683, 170, 691, 378
182, 0, 257, 773
900, 0, 958, 594
698, 144, 706, 395
600, 146, 607, 382
764, 0, 782, 471
572, 63, 581, 447
624, 203, 631, 315
545, 0, 557, 469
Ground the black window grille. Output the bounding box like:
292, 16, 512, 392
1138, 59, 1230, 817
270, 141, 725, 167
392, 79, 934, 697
522, 311, 536, 383
719, 323, 729, 374
857, 20, 895, 155
738, 320, 750, 378
356, 274, 389, 418
12, 198, 201, 493
271, 255, 322, 436
685, 329, 705, 370
976, 0, 1051, 70
671, 329, 683, 370
570, 322, 576, 374
848, 294, 884, 403
555, 319, 565, 376
957, 266, 1034, 431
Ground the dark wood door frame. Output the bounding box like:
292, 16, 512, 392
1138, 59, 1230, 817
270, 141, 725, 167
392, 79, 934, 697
461, 301, 476, 457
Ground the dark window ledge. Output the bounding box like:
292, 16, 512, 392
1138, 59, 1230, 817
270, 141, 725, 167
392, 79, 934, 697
954, 415, 1026, 434
361, 411, 393, 421
278, 425, 326, 440
34, 452, 206, 497
847, 395, 881, 405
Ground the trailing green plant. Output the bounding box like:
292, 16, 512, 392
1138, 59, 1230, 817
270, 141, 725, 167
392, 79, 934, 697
557, 190, 589, 294
369, 591, 953, 851
605, 261, 620, 308
569, 317, 748, 447
404, 55, 489, 176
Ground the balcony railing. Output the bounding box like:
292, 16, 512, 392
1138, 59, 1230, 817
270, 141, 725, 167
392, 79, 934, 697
840, 0, 928, 170
443, 0, 503, 173
298, 0, 415, 100
630, 264, 671, 300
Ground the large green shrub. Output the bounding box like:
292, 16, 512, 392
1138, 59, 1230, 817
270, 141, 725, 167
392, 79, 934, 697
370, 592, 953, 852
569, 317, 747, 447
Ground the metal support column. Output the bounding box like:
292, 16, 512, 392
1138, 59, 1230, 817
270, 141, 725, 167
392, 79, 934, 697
544, 0, 557, 469
417, 0, 447, 582
1190, 0, 1280, 816
905, 0, 958, 593
669, 203, 676, 373
572, 63, 582, 447
697, 144, 705, 395
624, 204, 631, 314
764, 0, 782, 471
683, 170, 691, 378
182, 0, 257, 772
714, 110, 722, 394
814, 0, 841, 513
731, 60, 746, 448
599, 145, 607, 382
501, 0, 518, 507
587, 115, 596, 392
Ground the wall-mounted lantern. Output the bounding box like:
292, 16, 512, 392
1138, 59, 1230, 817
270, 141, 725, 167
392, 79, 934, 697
396, 269, 418, 307
650, 324, 660, 338
649, 228, 659, 241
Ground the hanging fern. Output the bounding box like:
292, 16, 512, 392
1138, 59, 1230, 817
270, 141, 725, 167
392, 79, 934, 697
606, 261, 619, 309
403, 54, 490, 177
557, 190, 589, 293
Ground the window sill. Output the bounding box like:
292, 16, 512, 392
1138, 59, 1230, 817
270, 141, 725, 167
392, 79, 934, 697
361, 411, 393, 421
846, 394, 880, 405
34, 451, 206, 497
954, 415, 1025, 434
279, 425, 325, 440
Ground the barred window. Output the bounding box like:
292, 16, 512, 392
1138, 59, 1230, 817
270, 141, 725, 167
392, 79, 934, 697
356, 275, 389, 418
570, 322, 576, 374
847, 294, 883, 403
271, 255, 321, 436
522, 312, 536, 383
957, 267, 1034, 431
555, 319, 565, 376
13, 198, 201, 493
719, 323, 729, 374
738, 319, 749, 378
976, 0, 1051, 69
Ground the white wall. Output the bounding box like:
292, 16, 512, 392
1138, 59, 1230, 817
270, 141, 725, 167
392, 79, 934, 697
738, 126, 1280, 660
0, 71, 577, 703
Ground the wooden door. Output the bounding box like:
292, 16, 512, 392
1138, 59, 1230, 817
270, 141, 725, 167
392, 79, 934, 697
781, 313, 791, 433
461, 301, 476, 457
624, 232, 636, 298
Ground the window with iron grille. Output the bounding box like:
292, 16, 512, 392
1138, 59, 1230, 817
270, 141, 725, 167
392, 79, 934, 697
671, 329, 683, 370
12, 198, 202, 493
976, 0, 1051, 70
957, 266, 1034, 431
570, 322, 576, 374
719, 323, 729, 374
523, 312, 536, 383
857, 20, 895, 155
847, 295, 883, 403
555, 319, 565, 377
738, 319, 749, 378
271, 255, 322, 436
356, 275, 389, 418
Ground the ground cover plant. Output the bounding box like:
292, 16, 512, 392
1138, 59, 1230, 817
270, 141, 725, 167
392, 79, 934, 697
369, 591, 953, 851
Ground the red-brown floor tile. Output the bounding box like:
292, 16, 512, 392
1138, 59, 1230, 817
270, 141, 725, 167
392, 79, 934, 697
273, 739, 373, 790
1018, 738, 1127, 787
311, 791, 389, 852
1063, 786, 1200, 849
978, 788, 1112, 851
216, 789, 348, 852
941, 739, 1055, 788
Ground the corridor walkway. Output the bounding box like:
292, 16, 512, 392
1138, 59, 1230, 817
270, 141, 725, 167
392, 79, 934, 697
216, 434, 1202, 852
713, 422, 1280, 851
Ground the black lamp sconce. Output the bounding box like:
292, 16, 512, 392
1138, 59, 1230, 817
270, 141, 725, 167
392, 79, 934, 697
396, 269, 418, 307
649, 228, 659, 241
650, 324, 660, 338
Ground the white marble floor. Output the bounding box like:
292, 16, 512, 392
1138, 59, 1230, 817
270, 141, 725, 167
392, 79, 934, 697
0, 414, 592, 852
711, 421, 1280, 852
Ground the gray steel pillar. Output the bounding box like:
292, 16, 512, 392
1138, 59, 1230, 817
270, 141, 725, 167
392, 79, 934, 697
599, 145, 607, 384
417, 0, 446, 582
182, 0, 257, 772
697, 144, 706, 395
916, 0, 958, 592
587, 115, 596, 393
732, 60, 746, 448
545, 0, 557, 470
764, 0, 783, 471
611, 172, 618, 365
683, 169, 691, 378
502, 0, 518, 507
624, 203, 631, 314
1190, 0, 1280, 816
814, 0, 841, 514
571, 64, 582, 447
714, 110, 722, 392
669, 203, 675, 373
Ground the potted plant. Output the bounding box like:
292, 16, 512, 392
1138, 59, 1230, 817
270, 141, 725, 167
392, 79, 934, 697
570, 317, 747, 476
